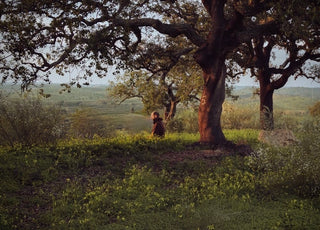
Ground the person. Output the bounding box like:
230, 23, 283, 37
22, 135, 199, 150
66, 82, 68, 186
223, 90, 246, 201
150, 111, 165, 137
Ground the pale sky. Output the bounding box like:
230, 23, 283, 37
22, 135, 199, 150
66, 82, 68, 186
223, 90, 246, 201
49, 47, 320, 88
235, 74, 320, 88
49, 70, 320, 88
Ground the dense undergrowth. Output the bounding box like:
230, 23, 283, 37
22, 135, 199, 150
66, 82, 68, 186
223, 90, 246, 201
1, 125, 320, 229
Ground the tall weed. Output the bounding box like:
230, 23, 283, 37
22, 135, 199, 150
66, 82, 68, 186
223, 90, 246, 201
222, 102, 259, 129
248, 117, 320, 197
166, 109, 198, 133
0, 97, 65, 146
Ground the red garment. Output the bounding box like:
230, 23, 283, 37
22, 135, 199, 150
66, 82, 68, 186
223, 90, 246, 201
152, 118, 165, 137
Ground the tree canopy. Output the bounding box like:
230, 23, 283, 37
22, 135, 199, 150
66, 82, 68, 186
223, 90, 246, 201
232, 0, 320, 129
0, 0, 310, 144
0, 0, 206, 88
0, 0, 276, 87
108, 36, 203, 120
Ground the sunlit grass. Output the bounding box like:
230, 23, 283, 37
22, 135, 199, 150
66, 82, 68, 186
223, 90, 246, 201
1, 121, 320, 229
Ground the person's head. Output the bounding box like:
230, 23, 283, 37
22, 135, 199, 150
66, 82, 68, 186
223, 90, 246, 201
151, 111, 160, 120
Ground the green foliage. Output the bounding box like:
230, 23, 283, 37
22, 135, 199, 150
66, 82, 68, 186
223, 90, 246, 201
166, 109, 199, 133
272, 110, 299, 130
108, 71, 165, 114
248, 117, 320, 197
50, 166, 172, 229
222, 102, 259, 129
69, 108, 111, 138
47, 160, 257, 229
0, 96, 65, 146
108, 60, 202, 117
1, 123, 320, 229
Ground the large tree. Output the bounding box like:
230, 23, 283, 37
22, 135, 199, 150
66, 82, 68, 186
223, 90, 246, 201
234, 0, 320, 130
108, 70, 202, 122
0, 0, 277, 144
109, 36, 239, 122
108, 39, 202, 121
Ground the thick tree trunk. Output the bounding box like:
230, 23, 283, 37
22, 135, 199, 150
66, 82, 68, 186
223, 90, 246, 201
197, 57, 227, 144
198, 74, 226, 143
193, 0, 242, 145
259, 76, 274, 130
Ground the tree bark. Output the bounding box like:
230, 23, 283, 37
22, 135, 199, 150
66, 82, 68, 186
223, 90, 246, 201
193, 0, 232, 145
195, 38, 227, 144
258, 71, 274, 130
198, 61, 226, 144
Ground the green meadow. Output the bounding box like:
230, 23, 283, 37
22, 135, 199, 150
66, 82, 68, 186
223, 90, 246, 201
0, 84, 320, 229
1, 84, 319, 133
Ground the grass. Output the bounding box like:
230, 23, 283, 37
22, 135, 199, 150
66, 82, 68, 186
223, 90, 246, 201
1, 128, 320, 230
1, 85, 320, 229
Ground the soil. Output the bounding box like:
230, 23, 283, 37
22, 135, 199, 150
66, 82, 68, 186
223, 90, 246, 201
156, 142, 254, 165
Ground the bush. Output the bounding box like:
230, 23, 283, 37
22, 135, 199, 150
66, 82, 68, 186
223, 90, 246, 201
221, 102, 259, 129
248, 117, 320, 197
166, 109, 198, 133
309, 101, 320, 117
0, 96, 65, 146
273, 110, 301, 130
69, 108, 111, 138
166, 103, 302, 131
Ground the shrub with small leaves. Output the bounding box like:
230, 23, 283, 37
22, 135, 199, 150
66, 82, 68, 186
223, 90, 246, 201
248, 117, 320, 197
0, 96, 65, 146
166, 109, 198, 133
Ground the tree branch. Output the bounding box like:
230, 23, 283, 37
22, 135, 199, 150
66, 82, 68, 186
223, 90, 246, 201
236, 20, 279, 44
270, 51, 315, 89
114, 18, 205, 47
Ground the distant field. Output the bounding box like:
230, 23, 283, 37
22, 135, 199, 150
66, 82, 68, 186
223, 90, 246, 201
228, 86, 320, 111
1, 84, 319, 133
2, 84, 319, 110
